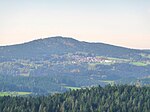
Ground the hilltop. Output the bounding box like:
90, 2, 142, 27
0, 36, 144, 60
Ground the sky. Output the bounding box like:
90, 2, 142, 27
0, 0, 150, 49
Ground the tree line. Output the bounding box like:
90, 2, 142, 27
0, 85, 149, 112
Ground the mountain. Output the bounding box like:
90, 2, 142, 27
0, 36, 150, 94
0, 36, 143, 60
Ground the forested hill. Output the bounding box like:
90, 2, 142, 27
0, 36, 143, 59
0, 85, 149, 112
0, 36, 150, 94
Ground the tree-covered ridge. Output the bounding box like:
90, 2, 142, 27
0, 37, 150, 94
0, 85, 149, 112
0, 36, 141, 59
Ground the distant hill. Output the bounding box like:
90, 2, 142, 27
0, 36, 150, 94
0, 36, 144, 60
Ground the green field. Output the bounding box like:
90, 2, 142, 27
99, 80, 115, 85
64, 86, 81, 90
107, 57, 129, 62
140, 53, 150, 59
130, 62, 148, 66
20, 73, 30, 77
0, 92, 31, 96
88, 62, 112, 70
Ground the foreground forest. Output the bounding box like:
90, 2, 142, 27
0, 85, 149, 112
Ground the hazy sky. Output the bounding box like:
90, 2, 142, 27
0, 0, 150, 49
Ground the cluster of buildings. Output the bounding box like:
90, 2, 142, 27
71, 55, 112, 63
